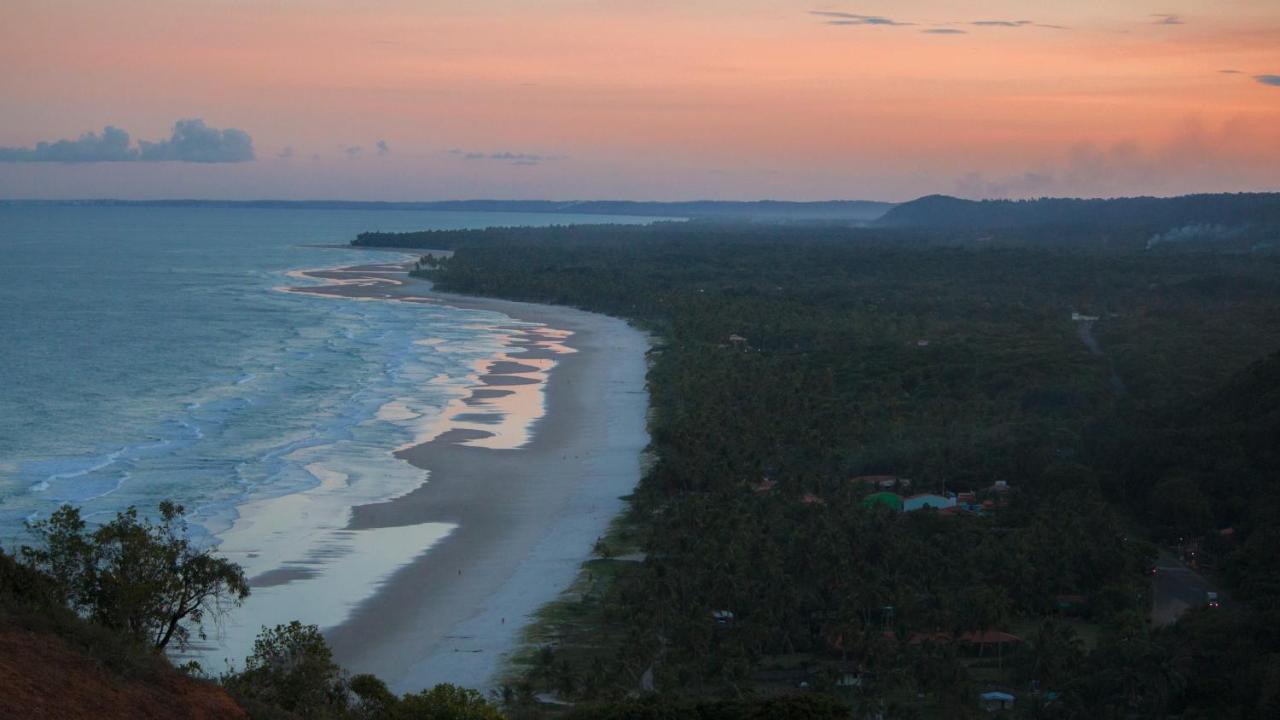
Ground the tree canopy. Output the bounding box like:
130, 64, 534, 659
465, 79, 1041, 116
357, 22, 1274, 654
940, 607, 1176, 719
21, 500, 249, 652
379, 219, 1280, 716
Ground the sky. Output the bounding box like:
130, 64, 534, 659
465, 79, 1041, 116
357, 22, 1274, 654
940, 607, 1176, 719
1, 0, 1278, 201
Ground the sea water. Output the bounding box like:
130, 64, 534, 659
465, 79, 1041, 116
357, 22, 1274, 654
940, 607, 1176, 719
0, 205, 649, 665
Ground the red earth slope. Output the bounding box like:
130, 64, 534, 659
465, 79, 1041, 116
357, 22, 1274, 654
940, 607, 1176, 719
0, 627, 245, 720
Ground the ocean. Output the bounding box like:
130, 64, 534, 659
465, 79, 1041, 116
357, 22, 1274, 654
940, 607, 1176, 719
0, 205, 650, 664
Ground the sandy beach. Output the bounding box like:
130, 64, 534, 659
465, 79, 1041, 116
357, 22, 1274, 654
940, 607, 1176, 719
282, 256, 650, 693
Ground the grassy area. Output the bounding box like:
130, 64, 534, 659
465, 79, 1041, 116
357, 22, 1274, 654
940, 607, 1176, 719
498, 505, 648, 699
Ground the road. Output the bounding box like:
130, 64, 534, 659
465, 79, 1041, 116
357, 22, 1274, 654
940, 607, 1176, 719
1075, 318, 1127, 396
1151, 549, 1226, 626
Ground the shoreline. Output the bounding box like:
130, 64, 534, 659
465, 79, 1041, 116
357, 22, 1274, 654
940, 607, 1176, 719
282, 257, 650, 693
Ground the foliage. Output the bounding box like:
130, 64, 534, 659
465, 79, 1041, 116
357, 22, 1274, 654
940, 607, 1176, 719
20, 500, 249, 651
224, 624, 505, 720
9, 501, 505, 719
564, 693, 850, 719
395, 683, 505, 720
1, 547, 174, 682
372, 220, 1280, 715
224, 621, 350, 718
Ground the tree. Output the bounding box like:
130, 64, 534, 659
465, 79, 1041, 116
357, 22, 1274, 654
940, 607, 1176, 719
225, 621, 349, 717
226, 628, 505, 719
1016, 619, 1084, 688
397, 684, 504, 720
22, 500, 249, 651
18, 504, 90, 608
953, 584, 1011, 637
1149, 476, 1214, 540
534, 645, 557, 683
349, 673, 398, 719
554, 659, 578, 697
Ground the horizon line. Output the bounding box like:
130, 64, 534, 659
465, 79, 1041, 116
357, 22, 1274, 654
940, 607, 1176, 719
5, 191, 1280, 206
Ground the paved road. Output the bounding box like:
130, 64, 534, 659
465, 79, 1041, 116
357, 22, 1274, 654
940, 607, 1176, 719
1151, 550, 1226, 626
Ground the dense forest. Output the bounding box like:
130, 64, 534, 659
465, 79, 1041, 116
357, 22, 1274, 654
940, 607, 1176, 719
351, 219, 1280, 717
355, 211, 1280, 257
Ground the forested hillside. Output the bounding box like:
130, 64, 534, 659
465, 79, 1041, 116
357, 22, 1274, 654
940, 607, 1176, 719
1122, 350, 1280, 600
878, 193, 1280, 229
364, 221, 1280, 717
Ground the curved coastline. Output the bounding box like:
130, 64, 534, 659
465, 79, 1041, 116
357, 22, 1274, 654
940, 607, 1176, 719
282, 257, 651, 693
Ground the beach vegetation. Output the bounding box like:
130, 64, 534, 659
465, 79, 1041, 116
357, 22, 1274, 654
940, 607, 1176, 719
559, 693, 851, 719
223, 622, 506, 720
7, 501, 506, 718
20, 500, 249, 652
223, 620, 350, 717
393, 683, 506, 720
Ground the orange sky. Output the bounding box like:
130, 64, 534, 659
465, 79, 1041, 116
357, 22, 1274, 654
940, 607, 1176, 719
1, 0, 1278, 200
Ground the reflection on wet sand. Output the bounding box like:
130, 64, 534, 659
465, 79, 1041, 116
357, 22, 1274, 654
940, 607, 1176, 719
285, 263, 577, 452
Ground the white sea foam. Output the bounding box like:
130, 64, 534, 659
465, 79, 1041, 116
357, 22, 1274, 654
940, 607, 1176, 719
0, 205, 655, 671
187, 263, 527, 666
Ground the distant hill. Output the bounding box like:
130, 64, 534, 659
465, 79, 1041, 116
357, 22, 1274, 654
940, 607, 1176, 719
4, 198, 896, 221
877, 193, 1280, 230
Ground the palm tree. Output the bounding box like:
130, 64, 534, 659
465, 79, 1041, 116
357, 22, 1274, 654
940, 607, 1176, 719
1020, 619, 1084, 688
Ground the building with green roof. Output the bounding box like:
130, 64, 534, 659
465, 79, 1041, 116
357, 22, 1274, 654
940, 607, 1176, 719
862, 492, 904, 512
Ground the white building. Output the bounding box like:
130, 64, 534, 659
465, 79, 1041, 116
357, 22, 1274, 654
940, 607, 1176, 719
902, 493, 957, 512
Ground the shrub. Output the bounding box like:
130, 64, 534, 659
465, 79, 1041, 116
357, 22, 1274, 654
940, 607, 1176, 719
21, 501, 249, 651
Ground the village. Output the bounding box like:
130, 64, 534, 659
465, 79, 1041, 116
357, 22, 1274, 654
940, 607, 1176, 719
733, 472, 1224, 714
737, 475, 1035, 710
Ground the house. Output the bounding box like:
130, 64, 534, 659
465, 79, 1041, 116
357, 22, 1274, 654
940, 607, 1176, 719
903, 493, 957, 512
984, 481, 1012, 507
861, 492, 904, 512
852, 474, 911, 491
883, 630, 1021, 650
903, 631, 953, 646
980, 691, 1016, 712
952, 492, 984, 514
959, 630, 1022, 649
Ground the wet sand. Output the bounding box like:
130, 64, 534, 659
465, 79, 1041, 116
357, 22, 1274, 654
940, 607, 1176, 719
286, 257, 650, 693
